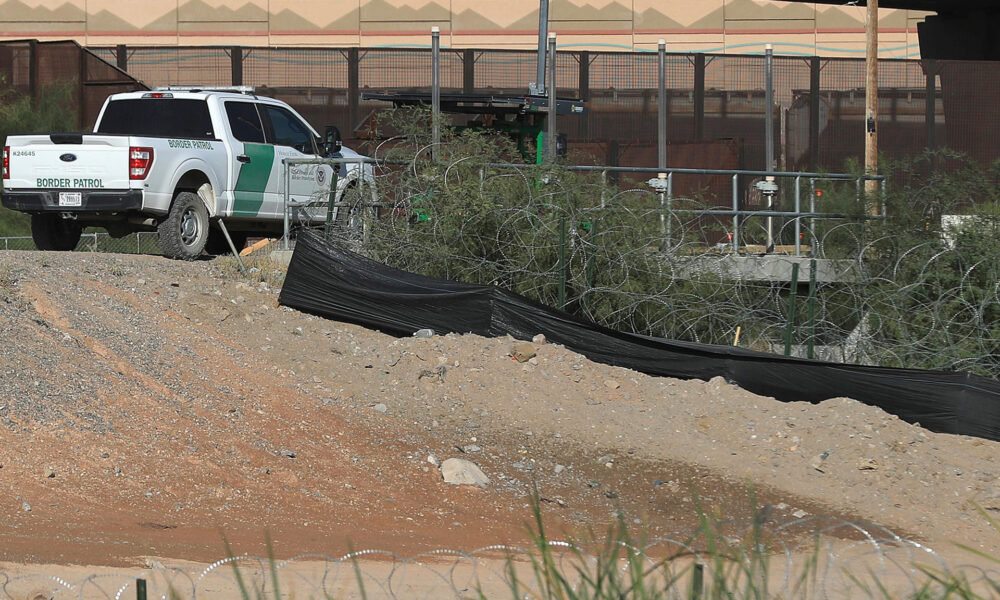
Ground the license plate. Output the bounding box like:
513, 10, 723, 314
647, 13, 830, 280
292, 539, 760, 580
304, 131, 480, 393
58, 192, 82, 207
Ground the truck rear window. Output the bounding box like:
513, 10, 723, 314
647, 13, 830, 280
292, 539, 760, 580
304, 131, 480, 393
97, 99, 215, 139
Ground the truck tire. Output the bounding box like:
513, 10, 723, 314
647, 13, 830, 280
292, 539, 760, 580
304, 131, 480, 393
158, 191, 209, 260
31, 214, 82, 251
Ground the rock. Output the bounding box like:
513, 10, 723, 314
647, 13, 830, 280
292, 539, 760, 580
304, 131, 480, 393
463, 444, 482, 453
554, 464, 566, 474
604, 379, 620, 390
427, 454, 441, 467
413, 328, 435, 338
44, 467, 56, 478
280, 449, 297, 459
372, 403, 388, 414
532, 334, 547, 344
441, 458, 490, 488
511, 461, 535, 471
792, 509, 808, 518
858, 458, 879, 471
21, 502, 30, 512
810, 450, 832, 473
509, 342, 537, 363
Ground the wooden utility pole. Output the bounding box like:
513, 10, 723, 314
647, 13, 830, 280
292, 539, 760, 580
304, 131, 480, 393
865, 0, 879, 206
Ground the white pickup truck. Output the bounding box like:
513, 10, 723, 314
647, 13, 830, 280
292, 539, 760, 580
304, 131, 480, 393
1, 86, 373, 259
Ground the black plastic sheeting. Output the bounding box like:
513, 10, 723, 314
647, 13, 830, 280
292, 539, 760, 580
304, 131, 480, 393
278, 231, 1000, 441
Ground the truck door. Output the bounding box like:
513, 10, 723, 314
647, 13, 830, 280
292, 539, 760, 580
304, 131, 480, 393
259, 104, 334, 222
223, 101, 276, 218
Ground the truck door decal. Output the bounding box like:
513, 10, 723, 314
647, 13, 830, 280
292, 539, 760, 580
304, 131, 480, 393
232, 142, 274, 216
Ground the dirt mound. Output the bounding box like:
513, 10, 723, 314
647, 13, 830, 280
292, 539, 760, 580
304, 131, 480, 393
0, 251, 998, 566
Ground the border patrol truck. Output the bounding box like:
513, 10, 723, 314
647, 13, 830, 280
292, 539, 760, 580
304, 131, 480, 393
1, 87, 372, 259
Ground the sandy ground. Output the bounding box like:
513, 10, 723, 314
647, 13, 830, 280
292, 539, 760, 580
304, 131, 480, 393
0, 249, 999, 592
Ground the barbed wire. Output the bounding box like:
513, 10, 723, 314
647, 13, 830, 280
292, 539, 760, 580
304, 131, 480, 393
1, 516, 996, 599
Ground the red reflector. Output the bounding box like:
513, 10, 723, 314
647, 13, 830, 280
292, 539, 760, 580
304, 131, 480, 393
129, 146, 154, 180
2, 146, 8, 180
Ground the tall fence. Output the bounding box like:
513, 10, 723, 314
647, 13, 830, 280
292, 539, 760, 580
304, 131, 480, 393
2, 41, 999, 172
73, 45, 1000, 172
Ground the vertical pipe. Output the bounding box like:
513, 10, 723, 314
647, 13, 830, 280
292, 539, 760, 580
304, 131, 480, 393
809, 178, 816, 255
115, 44, 127, 72
283, 160, 291, 249
865, 0, 879, 202
925, 59, 936, 153
794, 175, 801, 256
348, 48, 360, 133
732, 174, 739, 252
658, 39, 667, 170
600, 169, 607, 208
558, 217, 567, 308
77, 47, 87, 129
547, 33, 557, 163
579, 50, 590, 138
692, 563, 704, 599
534, 0, 550, 95
693, 53, 705, 140
784, 262, 800, 356
666, 172, 673, 248
431, 27, 441, 160
765, 44, 775, 172
463, 48, 475, 94
806, 258, 817, 359
809, 56, 820, 171
231, 46, 243, 86
28, 39, 38, 108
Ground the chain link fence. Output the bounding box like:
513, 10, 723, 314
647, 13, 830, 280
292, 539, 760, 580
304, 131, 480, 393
0, 231, 161, 254
1, 517, 996, 599
5, 41, 1000, 172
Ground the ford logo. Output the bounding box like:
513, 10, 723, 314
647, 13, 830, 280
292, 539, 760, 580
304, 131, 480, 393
59, 153, 77, 162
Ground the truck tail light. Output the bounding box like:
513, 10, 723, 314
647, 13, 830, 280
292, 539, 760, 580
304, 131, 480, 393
129, 146, 153, 180
2, 146, 9, 180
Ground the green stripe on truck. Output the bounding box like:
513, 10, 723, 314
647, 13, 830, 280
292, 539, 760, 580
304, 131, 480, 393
231, 143, 274, 216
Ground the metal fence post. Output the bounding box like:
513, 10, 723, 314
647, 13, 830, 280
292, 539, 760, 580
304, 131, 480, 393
925, 59, 937, 154
809, 56, 820, 171
794, 175, 801, 256
765, 44, 775, 172
431, 27, 441, 159
558, 217, 567, 308
463, 49, 475, 94
231, 46, 243, 86
116, 44, 127, 72
547, 33, 557, 163
731, 174, 739, 252
694, 54, 705, 140
348, 48, 360, 132
784, 262, 800, 356
579, 50, 590, 138
806, 258, 818, 359
658, 39, 667, 170
283, 160, 291, 249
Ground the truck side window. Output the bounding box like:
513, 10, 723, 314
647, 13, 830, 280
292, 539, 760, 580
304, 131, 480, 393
225, 101, 265, 143
261, 105, 316, 154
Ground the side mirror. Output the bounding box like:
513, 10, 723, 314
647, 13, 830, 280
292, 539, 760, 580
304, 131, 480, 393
324, 125, 342, 154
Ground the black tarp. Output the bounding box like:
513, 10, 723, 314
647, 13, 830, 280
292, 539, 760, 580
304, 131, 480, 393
278, 231, 1000, 441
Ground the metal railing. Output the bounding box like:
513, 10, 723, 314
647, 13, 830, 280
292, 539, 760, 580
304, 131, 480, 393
279, 156, 886, 255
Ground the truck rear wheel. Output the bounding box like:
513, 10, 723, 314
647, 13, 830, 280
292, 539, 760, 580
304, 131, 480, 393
158, 191, 209, 260
31, 214, 82, 251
